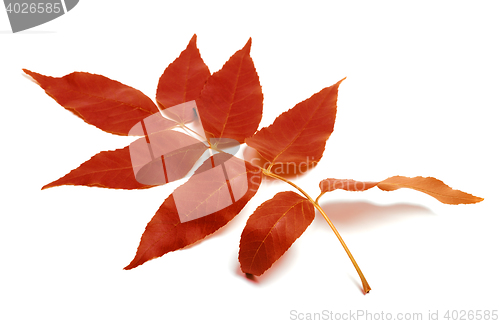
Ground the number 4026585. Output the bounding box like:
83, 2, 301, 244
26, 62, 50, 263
5, 2, 62, 14
444, 310, 498, 321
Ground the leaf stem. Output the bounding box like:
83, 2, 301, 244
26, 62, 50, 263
315, 192, 325, 205
313, 201, 371, 294
261, 168, 371, 294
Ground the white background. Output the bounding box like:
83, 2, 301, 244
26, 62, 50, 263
1, 1, 499, 323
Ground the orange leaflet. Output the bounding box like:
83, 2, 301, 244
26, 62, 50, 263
125, 154, 262, 270
156, 34, 211, 124
24, 69, 161, 136
318, 179, 379, 192
246, 78, 345, 166
239, 191, 315, 276
196, 38, 263, 143
319, 176, 483, 204
42, 130, 208, 190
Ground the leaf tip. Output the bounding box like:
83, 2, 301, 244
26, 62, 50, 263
468, 195, 484, 204
243, 37, 252, 52
22, 68, 47, 86
41, 182, 54, 190
22, 68, 36, 80
189, 33, 197, 44
123, 256, 143, 270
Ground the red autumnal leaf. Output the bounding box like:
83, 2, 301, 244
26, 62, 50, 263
196, 38, 263, 143
239, 191, 315, 276
43, 130, 207, 190
246, 78, 345, 166
156, 34, 211, 124
42, 146, 153, 190
124, 153, 262, 270
319, 176, 484, 204
23, 69, 161, 136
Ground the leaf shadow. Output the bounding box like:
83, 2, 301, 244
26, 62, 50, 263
312, 200, 434, 234
348, 273, 366, 295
